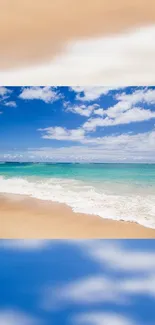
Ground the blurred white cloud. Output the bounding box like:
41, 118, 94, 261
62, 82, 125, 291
1, 26, 155, 85
40, 240, 155, 312
0, 240, 50, 250
77, 240, 155, 272
73, 312, 136, 325
0, 310, 39, 325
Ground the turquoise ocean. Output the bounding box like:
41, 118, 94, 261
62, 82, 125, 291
0, 162, 155, 228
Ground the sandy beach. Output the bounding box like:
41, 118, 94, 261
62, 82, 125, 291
1, 0, 155, 69
0, 194, 155, 238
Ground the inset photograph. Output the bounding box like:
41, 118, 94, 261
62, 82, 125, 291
0, 86, 155, 238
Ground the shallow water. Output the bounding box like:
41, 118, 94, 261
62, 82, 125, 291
0, 162, 155, 229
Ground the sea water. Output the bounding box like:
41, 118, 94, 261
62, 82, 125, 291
0, 162, 155, 229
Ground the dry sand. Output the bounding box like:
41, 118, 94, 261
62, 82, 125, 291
1, 0, 155, 69
0, 194, 155, 238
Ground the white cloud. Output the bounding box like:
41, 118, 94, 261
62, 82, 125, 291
0, 87, 11, 97
0, 87, 17, 108
19, 86, 62, 103
1, 26, 155, 85
65, 104, 99, 117
41, 241, 155, 312
0, 310, 39, 325
84, 108, 155, 131
39, 126, 86, 141
120, 275, 155, 296
1, 130, 155, 162
74, 312, 136, 325
43, 272, 155, 310
38, 128, 155, 151
116, 88, 155, 105
70, 87, 115, 101
65, 87, 155, 128
4, 101, 17, 107
0, 240, 50, 250
77, 240, 155, 272
43, 276, 125, 310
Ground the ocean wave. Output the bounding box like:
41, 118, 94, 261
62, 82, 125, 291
0, 175, 155, 229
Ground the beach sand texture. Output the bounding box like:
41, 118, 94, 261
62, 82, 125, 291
0, 194, 155, 239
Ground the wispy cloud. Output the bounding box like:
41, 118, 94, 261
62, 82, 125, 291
83, 108, 155, 131
76, 240, 155, 272
73, 312, 136, 325
65, 104, 98, 117
39, 126, 85, 141
0, 239, 50, 250
0, 87, 17, 108
1, 129, 155, 162
0, 310, 39, 325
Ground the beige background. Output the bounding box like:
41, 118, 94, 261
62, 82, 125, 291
1, 0, 155, 69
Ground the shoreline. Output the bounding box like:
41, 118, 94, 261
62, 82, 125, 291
0, 193, 155, 238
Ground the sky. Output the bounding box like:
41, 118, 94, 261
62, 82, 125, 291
0, 86, 155, 163
0, 239, 155, 325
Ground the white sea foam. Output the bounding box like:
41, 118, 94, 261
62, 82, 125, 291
0, 176, 155, 229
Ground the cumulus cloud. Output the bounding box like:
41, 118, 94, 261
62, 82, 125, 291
64, 87, 155, 130
116, 88, 155, 105
70, 87, 115, 101
19, 87, 63, 103
83, 107, 155, 131
80, 87, 155, 130
39, 126, 86, 141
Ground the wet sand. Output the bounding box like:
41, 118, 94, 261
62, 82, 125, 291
1, 0, 155, 69
0, 194, 155, 239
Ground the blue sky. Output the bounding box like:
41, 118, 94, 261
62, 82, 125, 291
0, 86, 155, 162
0, 239, 155, 325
